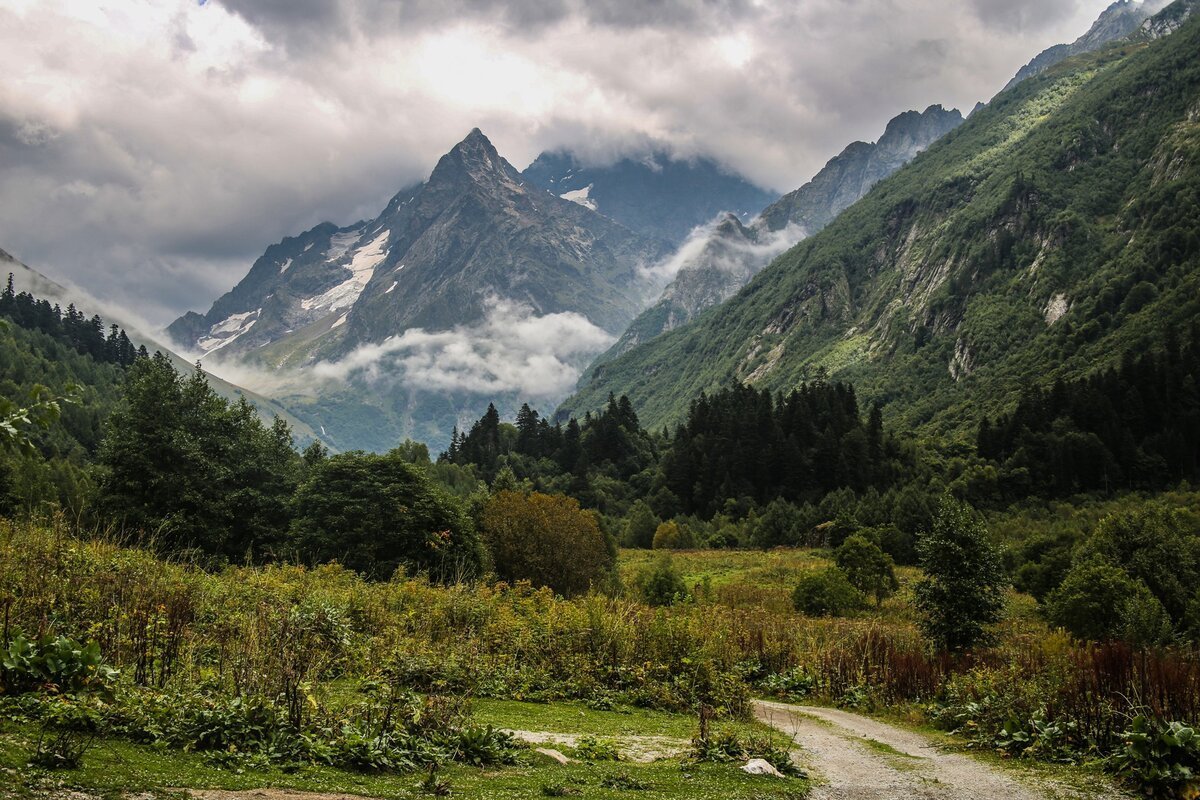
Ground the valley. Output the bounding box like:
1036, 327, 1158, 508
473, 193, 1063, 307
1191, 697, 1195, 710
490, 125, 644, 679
2, 1, 1200, 799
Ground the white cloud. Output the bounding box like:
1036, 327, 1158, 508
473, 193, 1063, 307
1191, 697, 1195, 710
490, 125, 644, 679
309, 297, 615, 398
639, 215, 807, 288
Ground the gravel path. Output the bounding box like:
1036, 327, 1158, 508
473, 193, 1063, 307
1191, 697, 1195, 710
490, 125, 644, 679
753, 700, 1128, 800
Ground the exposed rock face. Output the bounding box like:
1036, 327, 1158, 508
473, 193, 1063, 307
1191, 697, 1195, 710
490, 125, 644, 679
1003, 0, 1173, 92
1135, 0, 1200, 38
168, 129, 668, 365
521, 150, 775, 246
758, 105, 965, 236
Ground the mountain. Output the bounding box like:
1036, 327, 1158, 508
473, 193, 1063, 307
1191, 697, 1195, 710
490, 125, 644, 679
1, 247, 325, 447
1132, 0, 1200, 36
560, 8, 1200, 438
601, 105, 964, 358
1003, 0, 1171, 92
521, 150, 775, 246
169, 129, 668, 368
167, 130, 674, 452
757, 106, 966, 235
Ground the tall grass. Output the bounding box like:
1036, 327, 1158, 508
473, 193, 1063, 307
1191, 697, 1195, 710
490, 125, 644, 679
2, 516, 1196, 746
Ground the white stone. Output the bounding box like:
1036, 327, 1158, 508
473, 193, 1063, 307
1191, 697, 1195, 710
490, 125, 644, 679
741, 758, 785, 778
534, 748, 573, 765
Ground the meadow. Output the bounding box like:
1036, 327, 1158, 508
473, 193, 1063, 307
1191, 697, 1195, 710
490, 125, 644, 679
2, 510, 1199, 798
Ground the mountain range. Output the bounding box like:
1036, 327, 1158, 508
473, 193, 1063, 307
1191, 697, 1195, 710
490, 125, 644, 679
168, 129, 670, 366
561, 1, 1200, 438
600, 104, 965, 360
166, 130, 776, 451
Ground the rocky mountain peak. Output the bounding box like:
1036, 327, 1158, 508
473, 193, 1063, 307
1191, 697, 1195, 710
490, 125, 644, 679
713, 212, 751, 237
879, 106, 964, 149
1002, 0, 1173, 92
427, 128, 516, 190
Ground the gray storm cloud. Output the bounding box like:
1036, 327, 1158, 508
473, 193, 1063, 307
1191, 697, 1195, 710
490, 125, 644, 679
0, 0, 1114, 324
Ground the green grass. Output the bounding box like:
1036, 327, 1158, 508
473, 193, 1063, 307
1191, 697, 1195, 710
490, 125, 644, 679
870, 715, 1124, 798
0, 720, 809, 800
854, 736, 925, 772
617, 547, 923, 620
617, 548, 831, 589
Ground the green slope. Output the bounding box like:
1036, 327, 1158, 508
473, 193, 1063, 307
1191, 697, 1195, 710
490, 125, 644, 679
1, 249, 326, 448
561, 17, 1200, 438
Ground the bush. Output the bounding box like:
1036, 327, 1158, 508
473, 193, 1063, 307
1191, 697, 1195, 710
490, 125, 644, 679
651, 520, 695, 549
1045, 561, 1144, 641
483, 490, 614, 596
791, 569, 866, 617
1, 634, 118, 697
573, 735, 620, 761
835, 534, 899, 605
635, 554, 688, 607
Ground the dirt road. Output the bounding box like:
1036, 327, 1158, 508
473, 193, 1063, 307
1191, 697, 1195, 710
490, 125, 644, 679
753, 700, 1127, 800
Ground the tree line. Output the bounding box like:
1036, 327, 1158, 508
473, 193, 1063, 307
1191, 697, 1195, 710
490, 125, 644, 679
1, 274, 144, 368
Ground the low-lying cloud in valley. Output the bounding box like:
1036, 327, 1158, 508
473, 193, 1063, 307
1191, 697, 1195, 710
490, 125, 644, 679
307, 298, 614, 399
639, 216, 808, 289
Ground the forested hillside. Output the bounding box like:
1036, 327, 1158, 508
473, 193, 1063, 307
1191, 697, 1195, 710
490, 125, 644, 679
0, 278, 142, 511
563, 18, 1200, 441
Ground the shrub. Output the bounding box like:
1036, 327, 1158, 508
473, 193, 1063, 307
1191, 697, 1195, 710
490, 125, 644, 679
1047, 560, 1176, 645
835, 534, 899, 606
635, 554, 688, 607
482, 491, 614, 596
651, 520, 696, 549
1045, 561, 1143, 641
1, 634, 118, 697
573, 735, 621, 761
791, 569, 866, 617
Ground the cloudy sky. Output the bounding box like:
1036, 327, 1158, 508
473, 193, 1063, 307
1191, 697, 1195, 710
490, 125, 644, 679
0, 0, 1115, 326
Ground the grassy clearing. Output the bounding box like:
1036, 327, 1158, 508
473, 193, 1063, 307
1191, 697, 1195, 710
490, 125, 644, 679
617, 548, 831, 589
617, 548, 922, 621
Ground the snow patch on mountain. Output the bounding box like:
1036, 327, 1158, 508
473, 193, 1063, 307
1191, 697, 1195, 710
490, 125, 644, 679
325, 227, 364, 261
197, 308, 261, 353
560, 184, 597, 211
302, 228, 390, 314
